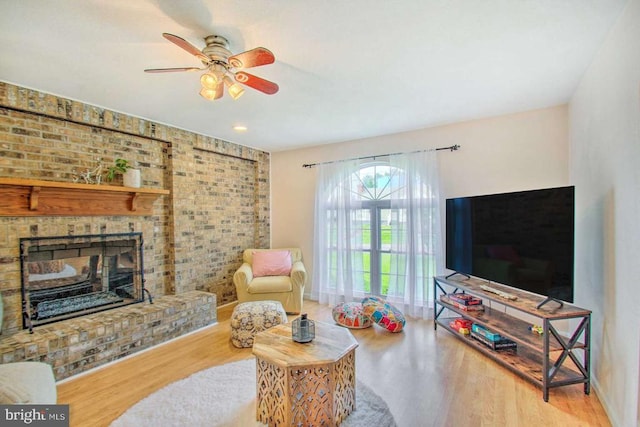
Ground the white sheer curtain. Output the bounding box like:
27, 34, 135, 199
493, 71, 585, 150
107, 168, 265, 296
311, 159, 365, 306
311, 150, 443, 319
386, 150, 443, 318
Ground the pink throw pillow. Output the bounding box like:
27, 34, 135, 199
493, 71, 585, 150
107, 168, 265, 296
252, 250, 292, 277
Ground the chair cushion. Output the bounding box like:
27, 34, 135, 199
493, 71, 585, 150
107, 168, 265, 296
247, 276, 293, 293
332, 302, 373, 329
361, 296, 406, 333
230, 301, 288, 348
252, 250, 292, 277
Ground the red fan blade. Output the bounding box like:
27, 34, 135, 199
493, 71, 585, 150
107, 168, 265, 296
144, 67, 203, 73
235, 71, 279, 95
228, 47, 275, 69
162, 33, 210, 63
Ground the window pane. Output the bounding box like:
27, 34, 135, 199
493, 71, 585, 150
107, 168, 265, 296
380, 208, 392, 251
352, 164, 402, 201
325, 248, 370, 293
382, 252, 407, 297
359, 251, 371, 293
325, 207, 371, 294
353, 209, 370, 249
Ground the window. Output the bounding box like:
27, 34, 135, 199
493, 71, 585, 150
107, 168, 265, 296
313, 150, 442, 319
324, 163, 404, 296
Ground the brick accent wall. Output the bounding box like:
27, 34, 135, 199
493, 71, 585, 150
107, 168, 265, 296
0, 82, 270, 339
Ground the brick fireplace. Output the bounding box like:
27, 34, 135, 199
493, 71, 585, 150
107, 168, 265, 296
21, 233, 147, 331
0, 82, 270, 379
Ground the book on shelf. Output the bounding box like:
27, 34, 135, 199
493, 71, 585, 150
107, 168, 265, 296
447, 293, 483, 306
453, 318, 473, 329
440, 295, 485, 311
449, 321, 471, 335
449, 318, 473, 334
470, 330, 517, 351
471, 323, 502, 341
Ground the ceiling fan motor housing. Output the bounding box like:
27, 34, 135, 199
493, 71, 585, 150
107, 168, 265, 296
202, 35, 232, 64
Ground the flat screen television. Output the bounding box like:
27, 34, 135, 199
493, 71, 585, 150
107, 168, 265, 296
445, 186, 575, 304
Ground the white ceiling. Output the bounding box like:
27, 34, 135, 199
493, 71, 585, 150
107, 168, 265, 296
0, 0, 628, 152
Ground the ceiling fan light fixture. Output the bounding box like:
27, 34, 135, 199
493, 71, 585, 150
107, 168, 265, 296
228, 84, 245, 100
199, 87, 218, 101
200, 72, 221, 90
224, 75, 245, 100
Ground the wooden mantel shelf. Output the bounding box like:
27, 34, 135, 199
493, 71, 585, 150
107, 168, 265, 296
0, 177, 170, 217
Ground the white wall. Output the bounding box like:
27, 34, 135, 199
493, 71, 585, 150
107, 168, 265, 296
271, 105, 569, 295
569, 0, 640, 425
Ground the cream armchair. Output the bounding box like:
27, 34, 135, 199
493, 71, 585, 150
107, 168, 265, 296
233, 248, 307, 314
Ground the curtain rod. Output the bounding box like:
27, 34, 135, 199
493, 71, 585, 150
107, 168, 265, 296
301, 144, 460, 168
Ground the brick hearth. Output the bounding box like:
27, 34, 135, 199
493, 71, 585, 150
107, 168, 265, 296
0, 291, 216, 380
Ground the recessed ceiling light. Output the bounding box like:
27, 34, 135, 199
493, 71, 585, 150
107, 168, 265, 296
233, 125, 248, 132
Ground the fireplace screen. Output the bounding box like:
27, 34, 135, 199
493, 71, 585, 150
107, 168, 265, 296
20, 233, 145, 330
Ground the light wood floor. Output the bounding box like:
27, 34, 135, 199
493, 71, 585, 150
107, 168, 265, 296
57, 300, 611, 427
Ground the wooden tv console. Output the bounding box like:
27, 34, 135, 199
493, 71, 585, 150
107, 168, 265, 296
433, 275, 591, 401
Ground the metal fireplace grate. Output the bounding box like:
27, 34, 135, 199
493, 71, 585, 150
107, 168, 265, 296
37, 291, 124, 319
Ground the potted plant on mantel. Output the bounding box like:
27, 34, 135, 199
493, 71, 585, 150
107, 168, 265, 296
106, 158, 141, 188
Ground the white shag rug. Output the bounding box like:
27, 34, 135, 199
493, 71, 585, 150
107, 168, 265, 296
110, 358, 396, 427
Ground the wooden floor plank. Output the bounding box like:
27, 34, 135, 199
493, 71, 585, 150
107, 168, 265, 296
56, 300, 611, 427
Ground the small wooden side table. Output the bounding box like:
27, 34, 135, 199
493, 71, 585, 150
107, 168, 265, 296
252, 321, 359, 426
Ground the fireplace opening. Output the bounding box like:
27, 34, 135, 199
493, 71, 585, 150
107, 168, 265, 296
20, 232, 146, 331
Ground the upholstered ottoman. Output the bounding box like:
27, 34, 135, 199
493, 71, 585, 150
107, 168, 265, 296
362, 296, 406, 333
332, 302, 373, 329
230, 300, 288, 348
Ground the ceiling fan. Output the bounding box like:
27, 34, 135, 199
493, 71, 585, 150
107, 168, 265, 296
145, 33, 279, 101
